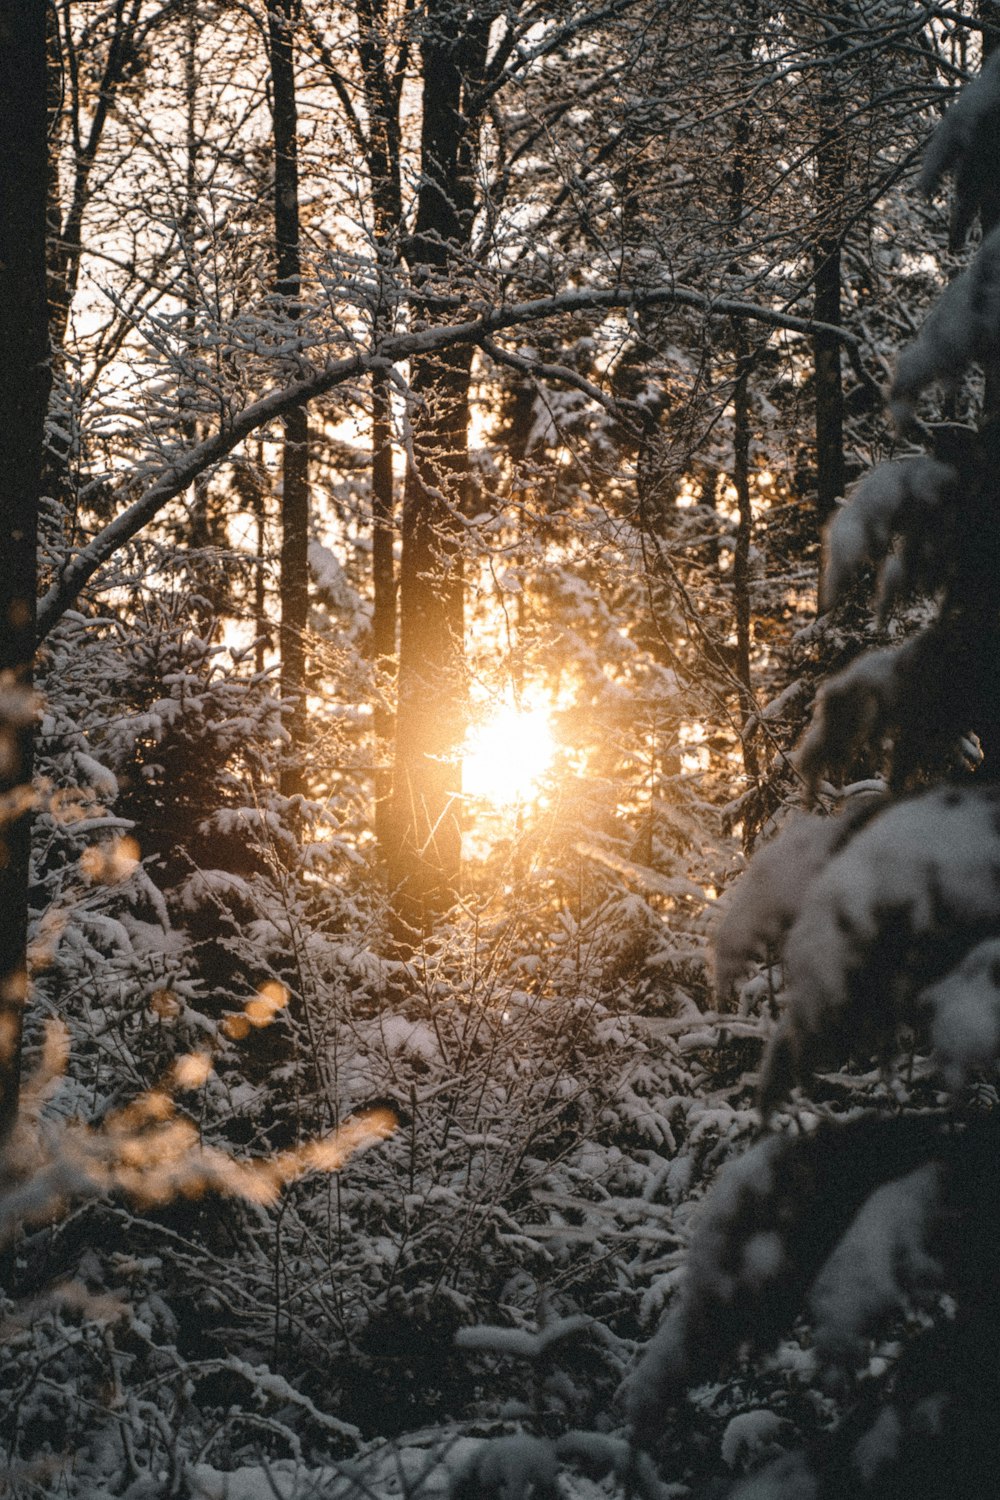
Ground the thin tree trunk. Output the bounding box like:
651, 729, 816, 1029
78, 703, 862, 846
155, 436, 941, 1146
267, 0, 310, 803
279, 405, 310, 802
0, 0, 53, 1138
356, 0, 404, 860
812, 36, 847, 525
978, 3, 1000, 415
254, 444, 269, 678
371, 369, 396, 855
47, 0, 143, 354
732, 349, 761, 793
183, 0, 212, 556
813, 240, 845, 523
727, 6, 761, 799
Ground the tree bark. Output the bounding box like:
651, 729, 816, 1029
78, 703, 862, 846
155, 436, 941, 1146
0, 0, 53, 1137
371, 370, 396, 854
47, 0, 143, 354
387, 346, 471, 943
356, 0, 404, 858
812, 34, 847, 525
267, 0, 310, 803
726, 6, 761, 804
732, 351, 760, 795
384, 2, 490, 945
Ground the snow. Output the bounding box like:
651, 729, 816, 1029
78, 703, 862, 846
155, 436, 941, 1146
851, 1406, 902, 1485
922, 937, 1000, 1084
822, 458, 956, 610
920, 48, 1000, 231
627, 1137, 786, 1433
740, 1232, 785, 1291
309, 540, 357, 611
376, 1013, 442, 1064
456, 1314, 592, 1361
188, 1461, 384, 1500
796, 647, 901, 789
17, 23, 1000, 1500
728, 1451, 817, 1500
760, 784, 1000, 1107
809, 1163, 942, 1368
714, 811, 864, 997
452, 1434, 559, 1500
720, 1409, 786, 1470
892, 225, 1000, 424
71, 752, 120, 802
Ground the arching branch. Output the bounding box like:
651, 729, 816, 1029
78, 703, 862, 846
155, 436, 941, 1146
36, 282, 870, 641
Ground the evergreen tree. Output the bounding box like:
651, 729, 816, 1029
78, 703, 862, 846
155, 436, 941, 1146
628, 46, 1000, 1499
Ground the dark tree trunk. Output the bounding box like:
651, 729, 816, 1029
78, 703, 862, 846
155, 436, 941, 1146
978, 3, 1000, 415
812, 47, 847, 525
357, 0, 404, 858
0, 1, 53, 1137
268, 0, 310, 803
183, 1, 212, 557
384, 2, 489, 945
371, 370, 396, 855
732, 351, 761, 796
43, 2, 145, 520
253, 446, 269, 679
980, 0, 1000, 59
726, 8, 761, 804
813, 240, 845, 524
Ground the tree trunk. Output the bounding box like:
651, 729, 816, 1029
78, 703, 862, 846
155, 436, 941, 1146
371, 370, 396, 855
732, 350, 761, 797
726, 8, 761, 806
978, 3, 1000, 415
384, 2, 489, 945
387, 346, 471, 943
183, 0, 212, 557
267, 0, 310, 803
356, 0, 404, 859
0, 0, 52, 1137
813, 240, 845, 524
812, 41, 847, 525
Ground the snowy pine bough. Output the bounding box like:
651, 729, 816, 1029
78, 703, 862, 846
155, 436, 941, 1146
625, 50, 1000, 1500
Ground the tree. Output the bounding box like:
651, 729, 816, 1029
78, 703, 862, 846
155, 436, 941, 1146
0, 1, 52, 1137
381, 0, 495, 943
267, 0, 312, 803
628, 44, 1000, 1497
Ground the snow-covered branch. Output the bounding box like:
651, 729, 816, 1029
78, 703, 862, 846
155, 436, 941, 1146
37, 282, 866, 641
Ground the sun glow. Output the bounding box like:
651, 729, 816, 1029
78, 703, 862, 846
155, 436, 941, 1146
462, 698, 556, 807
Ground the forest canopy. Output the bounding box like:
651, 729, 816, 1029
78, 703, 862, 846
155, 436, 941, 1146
3, 2, 1000, 1497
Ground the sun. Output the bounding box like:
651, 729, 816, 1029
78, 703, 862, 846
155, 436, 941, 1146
462, 699, 556, 807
